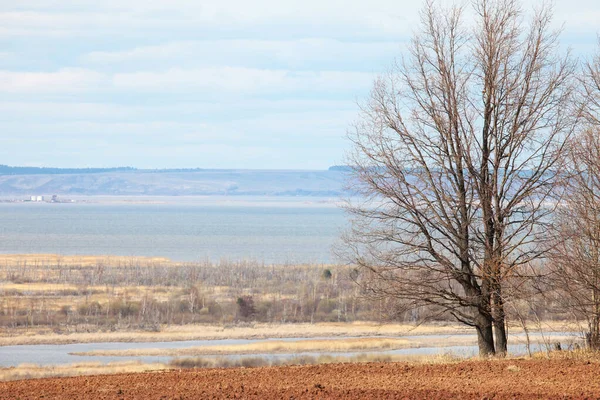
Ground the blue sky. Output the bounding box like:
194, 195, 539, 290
0, 0, 598, 170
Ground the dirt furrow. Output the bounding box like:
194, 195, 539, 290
1, 359, 598, 399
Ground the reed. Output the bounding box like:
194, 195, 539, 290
71, 337, 411, 357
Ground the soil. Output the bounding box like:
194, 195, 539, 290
1, 359, 598, 399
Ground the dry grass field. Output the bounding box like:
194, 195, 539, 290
1, 320, 577, 346
0, 253, 577, 345
0, 321, 477, 346
0, 253, 375, 334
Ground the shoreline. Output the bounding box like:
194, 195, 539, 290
0, 321, 580, 347
0, 322, 471, 346
69, 334, 581, 358
0, 194, 344, 207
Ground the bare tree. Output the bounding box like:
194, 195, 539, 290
549, 46, 600, 348
582, 40, 600, 126
342, 0, 575, 356
550, 129, 600, 348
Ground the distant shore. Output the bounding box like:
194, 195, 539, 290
0, 194, 344, 207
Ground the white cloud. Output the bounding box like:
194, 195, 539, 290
0, 11, 128, 37
81, 39, 401, 71
0, 67, 374, 96
0, 109, 354, 141
1, 0, 598, 169
0, 68, 106, 93
4, 0, 599, 40
0, 99, 355, 121
0, 1, 416, 39
111, 67, 285, 93
84, 42, 196, 64
0, 107, 353, 168
111, 67, 374, 94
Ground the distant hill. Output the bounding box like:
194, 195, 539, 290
0, 166, 351, 196
328, 165, 353, 172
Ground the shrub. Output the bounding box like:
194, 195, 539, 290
109, 299, 140, 317
77, 301, 102, 316
236, 296, 256, 319
60, 305, 72, 316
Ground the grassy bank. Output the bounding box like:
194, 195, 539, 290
70, 337, 412, 357
68, 331, 581, 358
0, 322, 474, 346
0, 253, 582, 350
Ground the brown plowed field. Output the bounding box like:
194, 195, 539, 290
1, 359, 598, 399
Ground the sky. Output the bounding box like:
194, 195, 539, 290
0, 0, 599, 170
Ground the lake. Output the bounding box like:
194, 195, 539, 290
0, 332, 581, 367
0, 196, 347, 264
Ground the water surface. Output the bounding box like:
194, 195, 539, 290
0, 332, 582, 367
0, 197, 346, 263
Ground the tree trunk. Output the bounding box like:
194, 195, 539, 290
588, 315, 600, 350
493, 295, 508, 356
476, 311, 495, 357
589, 291, 600, 350
493, 280, 508, 356
464, 282, 495, 357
